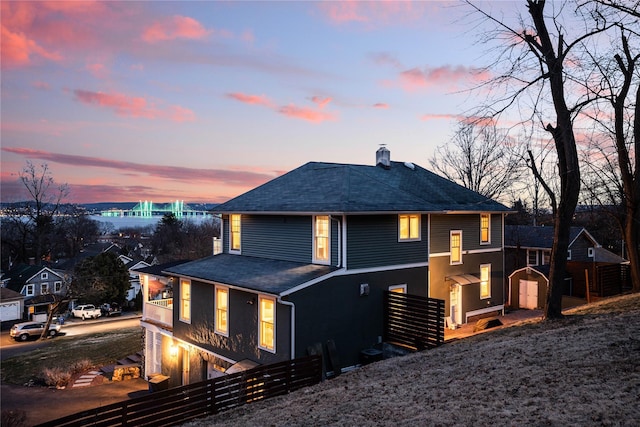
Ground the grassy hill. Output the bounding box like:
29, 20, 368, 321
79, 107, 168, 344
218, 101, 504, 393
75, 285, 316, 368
185, 293, 640, 426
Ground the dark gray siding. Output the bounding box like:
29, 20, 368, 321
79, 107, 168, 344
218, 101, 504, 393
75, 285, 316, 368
570, 235, 594, 262
172, 278, 291, 366
288, 267, 428, 370
346, 215, 428, 269
430, 213, 503, 254
242, 215, 311, 263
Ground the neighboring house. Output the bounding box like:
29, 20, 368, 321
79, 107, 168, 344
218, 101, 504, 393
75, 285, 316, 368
0, 287, 25, 324
0, 264, 67, 321
142, 148, 509, 387
505, 225, 630, 309
126, 259, 154, 302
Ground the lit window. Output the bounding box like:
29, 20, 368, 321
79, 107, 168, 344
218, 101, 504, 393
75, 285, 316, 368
389, 284, 406, 293
54, 281, 62, 293
180, 279, 191, 323
215, 286, 229, 336
259, 296, 275, 352
480, 213, 490, 244
26, 284, 34, 296
399, 214, 420, 241
450, 230, 462, 264
230, 214, 241, 252
480, 264, 491, 299
314, 216, 329, 263
41, 283, 48, 294
527, 250, 538, 266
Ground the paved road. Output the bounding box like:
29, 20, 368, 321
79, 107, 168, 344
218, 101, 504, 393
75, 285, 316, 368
0, 313, 142, 361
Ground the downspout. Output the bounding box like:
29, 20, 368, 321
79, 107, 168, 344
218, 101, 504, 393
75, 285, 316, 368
277, 297, 296, 360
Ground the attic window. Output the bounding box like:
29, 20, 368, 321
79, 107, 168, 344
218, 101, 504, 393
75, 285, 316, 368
588, 247, 594, 258
41, 272, 48, 280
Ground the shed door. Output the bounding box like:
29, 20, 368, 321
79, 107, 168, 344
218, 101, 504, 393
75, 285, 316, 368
519, 280, 538, 309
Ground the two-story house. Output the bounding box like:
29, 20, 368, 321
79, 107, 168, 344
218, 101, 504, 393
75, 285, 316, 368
505, 225, 630, 309
0, 264, 67, 321
143, 148, 509, 387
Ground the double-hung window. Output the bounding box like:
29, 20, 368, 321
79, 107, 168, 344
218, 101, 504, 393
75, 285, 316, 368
230, 214, 241, 253
450, 230, 462, 264
399, 214, 420, 241
480, 264, 491, 299
258, 296, 275, 352
26, 284, 34, 296
527, 250, 538, 266
180, 279, 191, 323
41, 283, 48, 294
313, 215, 330, 264
215, 286, 229, 336
54, 281, 62, 293
480, 213, 490, 244
41, 272, 48, 280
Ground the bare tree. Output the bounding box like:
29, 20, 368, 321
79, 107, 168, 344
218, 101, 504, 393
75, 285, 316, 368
429, 120, 526, 202
466, 0, 613, 319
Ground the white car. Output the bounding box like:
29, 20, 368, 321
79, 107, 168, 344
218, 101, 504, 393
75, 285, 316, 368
71, 304, 102, 320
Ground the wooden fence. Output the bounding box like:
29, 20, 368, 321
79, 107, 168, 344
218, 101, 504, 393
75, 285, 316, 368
35, 355, 322, 427
383, 291, 445, 351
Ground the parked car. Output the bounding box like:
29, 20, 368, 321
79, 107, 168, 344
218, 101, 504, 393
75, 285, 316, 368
71, 304, 101, 320
10, 321, 61, 341
100, 303, 122, 317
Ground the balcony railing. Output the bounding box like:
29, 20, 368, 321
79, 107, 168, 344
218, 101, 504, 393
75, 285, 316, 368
143, 298, 173, 327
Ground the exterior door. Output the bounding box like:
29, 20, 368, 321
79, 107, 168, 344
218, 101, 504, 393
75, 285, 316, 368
519, 280, 538, 309
181, 347, 190, 386
449, 285, 462, 325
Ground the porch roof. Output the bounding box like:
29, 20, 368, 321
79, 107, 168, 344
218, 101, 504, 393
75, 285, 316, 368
163, 254, 337, 296
447, 274, 480, 286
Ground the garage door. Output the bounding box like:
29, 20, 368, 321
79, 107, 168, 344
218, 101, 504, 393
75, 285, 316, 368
0, 302, 21, 321
519, 280, 538, 309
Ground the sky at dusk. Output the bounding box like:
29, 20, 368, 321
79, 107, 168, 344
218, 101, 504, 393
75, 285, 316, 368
1, 1, 525, 205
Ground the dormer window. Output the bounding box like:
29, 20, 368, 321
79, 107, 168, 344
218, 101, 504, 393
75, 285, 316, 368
230, 214, 241, 253
313, 216, 330, 264
399, 214, 420, 241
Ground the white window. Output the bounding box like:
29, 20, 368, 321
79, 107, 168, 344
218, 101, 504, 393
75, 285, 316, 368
230, 214, 241, 253
41, 272, 48, 280
41, 283, 49, 294
259, 296, 275, 352
180, 279, 191, 323
542, 251, 551, 265
25, 284, 34, 296
313, 215, 330, 264
450, 230, 462, 265
54, 281, 63, 293
588, 247, 594, 258
215, 286, 229, 336
389, 284, 407, 294
480, 264, 491, 299
567, 250, 572, 260
480, 213, 490, 244
399, 214, 420, 241
527, 250, 538, 266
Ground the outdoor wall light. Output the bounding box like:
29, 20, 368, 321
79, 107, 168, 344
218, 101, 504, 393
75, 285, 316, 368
170, 342, 179, 358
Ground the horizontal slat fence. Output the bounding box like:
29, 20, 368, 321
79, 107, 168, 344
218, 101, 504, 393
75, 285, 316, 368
35, 355, 322, 427
384, 291, 445, 350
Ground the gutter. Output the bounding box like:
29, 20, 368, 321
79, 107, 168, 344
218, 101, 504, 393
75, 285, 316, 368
277, 297, 296, 360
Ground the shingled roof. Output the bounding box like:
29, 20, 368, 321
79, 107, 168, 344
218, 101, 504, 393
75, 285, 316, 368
164, 254, 337, 295
214, 161, 509, 214
504, 225, 594, 249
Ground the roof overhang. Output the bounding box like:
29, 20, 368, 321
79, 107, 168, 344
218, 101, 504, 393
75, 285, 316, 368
446, 274, 480, 285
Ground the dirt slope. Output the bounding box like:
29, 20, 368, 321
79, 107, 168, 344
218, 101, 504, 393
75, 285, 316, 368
184, 293, 640, 427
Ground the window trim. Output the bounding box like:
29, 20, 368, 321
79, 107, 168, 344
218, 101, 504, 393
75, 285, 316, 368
527, 250, 539, 266
542, 250, 551, 265
398, 214, 421, 242
389, 284, 407, 293
588, 247, 594, 258
54, 281, 62, 293
229, 214, 241, 254
313, 215, 330, 265
41, 283, 48, 294
214, 285, 229, 336
179, 279, 191, 324
25, 284, 34, 296
41, 272, 48, 280
450, 230, 463, 265
258, 295, 276, 353
480, 213, 491, 245
480, 264, 491, 299
567, 250, 572, 260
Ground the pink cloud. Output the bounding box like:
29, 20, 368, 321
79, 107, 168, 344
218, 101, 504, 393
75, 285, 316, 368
398, 65, 491, 92
311, 96, 331, 109
319, 1, 368, 24
421, 113, 461, 121
373, 103, 389, 109
1, 24, 63, 68
278, 105, 336, 123
226, 92, 274, 107
2, 147, 276, 188
142, 15, 210, 43
318, 1, 430, 27
86, 62, 109, 79
73, 89, 195, 122
32, 81, 51, 90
